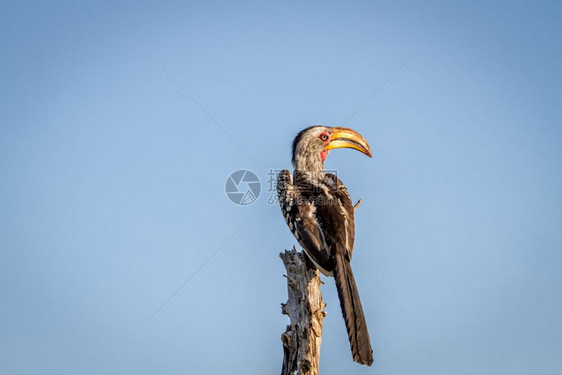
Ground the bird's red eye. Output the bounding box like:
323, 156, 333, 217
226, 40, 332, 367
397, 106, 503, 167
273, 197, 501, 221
319, 133, 329, 141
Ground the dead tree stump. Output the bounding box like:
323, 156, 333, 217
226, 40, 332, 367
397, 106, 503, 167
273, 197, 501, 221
280, 247, 326, 375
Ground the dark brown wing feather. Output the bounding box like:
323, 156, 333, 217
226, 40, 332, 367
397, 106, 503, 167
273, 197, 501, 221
277, 170, 332, 271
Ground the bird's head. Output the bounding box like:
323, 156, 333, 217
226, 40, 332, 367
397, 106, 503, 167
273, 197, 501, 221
292, 126, 372, 171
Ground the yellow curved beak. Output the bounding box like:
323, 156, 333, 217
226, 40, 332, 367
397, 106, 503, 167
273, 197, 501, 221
325, 127, 372, 157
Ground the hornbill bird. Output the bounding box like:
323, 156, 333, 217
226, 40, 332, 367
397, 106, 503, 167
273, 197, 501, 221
277, 126, 374, 366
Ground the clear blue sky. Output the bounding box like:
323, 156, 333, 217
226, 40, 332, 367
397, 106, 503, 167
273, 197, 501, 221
1, 1, 561, 374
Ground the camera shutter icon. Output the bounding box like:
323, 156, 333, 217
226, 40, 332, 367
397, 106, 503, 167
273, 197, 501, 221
225, 170, 261, 206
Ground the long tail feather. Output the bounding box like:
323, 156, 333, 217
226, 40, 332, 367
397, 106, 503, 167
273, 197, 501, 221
333, 252, 374, 365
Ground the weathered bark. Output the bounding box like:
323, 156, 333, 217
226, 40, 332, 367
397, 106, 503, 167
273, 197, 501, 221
280, 247, 326, 375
